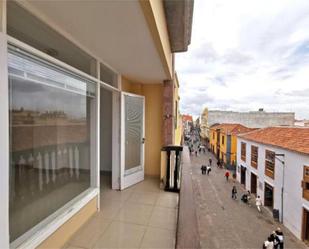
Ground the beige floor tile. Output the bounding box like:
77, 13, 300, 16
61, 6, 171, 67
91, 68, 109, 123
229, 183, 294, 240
156, 193, 179, 209
148, 207, 177, 231
140, 227, 176, 249
132, 179, 161, 193
115, 203, 153, 225
100, 188, 133, 203
93, 221, 146, 249
100, 199, 123, 219
68, 212, 112, 249
128, 191, 159, 206
65, 246, 85, 249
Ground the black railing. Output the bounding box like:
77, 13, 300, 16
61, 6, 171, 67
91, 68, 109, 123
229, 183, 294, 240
162, 145, 183, 192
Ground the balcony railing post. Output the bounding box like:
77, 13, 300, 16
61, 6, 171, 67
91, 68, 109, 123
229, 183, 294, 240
162, 145, 183, 192
165, 150, 171, 190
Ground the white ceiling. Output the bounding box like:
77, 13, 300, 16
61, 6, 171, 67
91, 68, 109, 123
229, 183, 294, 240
22, 0, 168, 84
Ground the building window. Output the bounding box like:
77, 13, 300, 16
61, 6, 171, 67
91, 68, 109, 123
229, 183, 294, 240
265, 150, 275, 179
241, 142, 246, 162
302, 166, 309, 201
251, 145, 258, 168
8, 47, 95, 242
222, 135, 225, 145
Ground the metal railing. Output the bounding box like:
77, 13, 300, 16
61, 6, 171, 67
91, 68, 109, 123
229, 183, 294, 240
162, 145, 183, 192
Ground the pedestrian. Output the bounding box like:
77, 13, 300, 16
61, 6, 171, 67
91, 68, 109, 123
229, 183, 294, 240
256, 195, 262, 212
201, 165, 207, 175
275, 228, 284, 249
263, 237, 274, 249
217, 160, 220, 168
231, 186, 237, 200
195, 150, 198, 157
270, 231, 280, 249
247, 190, 251, 206
225, 171, 230, 181
209, 158, 212, 166
206, 165, 211, 175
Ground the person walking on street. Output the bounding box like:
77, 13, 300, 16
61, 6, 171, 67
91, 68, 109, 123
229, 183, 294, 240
206, 165, 211, 175
269, 231, 280, 249
231, 186, 237, 200
263, 237, 274, 249
225, 171, 230, 181
275, 228, 284, 249
209, 158, 212, 166
256, 195, 262, 212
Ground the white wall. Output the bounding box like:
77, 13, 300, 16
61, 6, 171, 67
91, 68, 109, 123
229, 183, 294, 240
100, 88, 112, 172
236, 138, 309, 239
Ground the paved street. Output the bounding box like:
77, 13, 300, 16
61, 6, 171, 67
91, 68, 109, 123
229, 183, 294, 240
188, 147, 307, 249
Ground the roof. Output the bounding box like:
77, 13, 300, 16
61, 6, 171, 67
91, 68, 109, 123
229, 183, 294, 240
163, 0, 194, 52
182, 114, 193, 122
238, 127, 309, 155
210, 123, 255, 135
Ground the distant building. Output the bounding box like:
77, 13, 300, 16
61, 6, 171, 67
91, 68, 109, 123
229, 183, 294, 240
200, 108, 295, 139
236, 127, 309, 241
295, 119, 309, 127
182, 114, 193, 133
209, 123, 255, 169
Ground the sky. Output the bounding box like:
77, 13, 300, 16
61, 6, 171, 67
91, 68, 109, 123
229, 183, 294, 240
176, 0, 309, 120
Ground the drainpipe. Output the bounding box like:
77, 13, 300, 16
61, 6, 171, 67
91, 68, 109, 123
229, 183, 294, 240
275, 154, 285, 223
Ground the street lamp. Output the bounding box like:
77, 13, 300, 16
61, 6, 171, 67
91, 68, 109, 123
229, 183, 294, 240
275, 153, 285, 223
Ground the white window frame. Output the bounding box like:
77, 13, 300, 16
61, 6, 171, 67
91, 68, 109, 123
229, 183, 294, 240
6, 35, 118, 249
0, 2, 10, 247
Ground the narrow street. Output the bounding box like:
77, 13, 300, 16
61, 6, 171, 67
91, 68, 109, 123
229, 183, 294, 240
186, 147, 307, 249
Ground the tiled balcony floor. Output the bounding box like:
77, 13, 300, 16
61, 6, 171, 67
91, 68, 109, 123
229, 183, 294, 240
65, 176, 178, 249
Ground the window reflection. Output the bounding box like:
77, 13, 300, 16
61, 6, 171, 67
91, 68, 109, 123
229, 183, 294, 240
8, 48, 95, 242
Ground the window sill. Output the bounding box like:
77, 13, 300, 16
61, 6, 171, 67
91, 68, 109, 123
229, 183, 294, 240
11, 187, 99, 249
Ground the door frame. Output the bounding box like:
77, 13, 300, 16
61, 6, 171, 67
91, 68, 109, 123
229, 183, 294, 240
251, 172, 257, 195
120, 91, 145, 190
264, 182, 274, 208
241, 166, 246, 185
302, 207, 309, 242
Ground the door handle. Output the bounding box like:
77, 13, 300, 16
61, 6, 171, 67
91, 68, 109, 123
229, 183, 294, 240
142, 138, 146, 144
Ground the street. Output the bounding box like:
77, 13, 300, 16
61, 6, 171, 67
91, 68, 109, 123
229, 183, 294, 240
187, 147, 307, 249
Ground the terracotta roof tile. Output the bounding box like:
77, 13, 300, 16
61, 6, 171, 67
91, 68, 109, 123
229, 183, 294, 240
238, 127, 309, 154
210, 123, 255, 135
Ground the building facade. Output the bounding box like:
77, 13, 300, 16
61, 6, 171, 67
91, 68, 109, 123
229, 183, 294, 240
0, 0, 193, 248
209, 123, 254, 168
236, 127, 309, 242
200, 108, 295, 140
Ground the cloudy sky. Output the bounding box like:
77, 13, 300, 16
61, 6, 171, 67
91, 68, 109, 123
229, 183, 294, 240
176, 0, 309, 119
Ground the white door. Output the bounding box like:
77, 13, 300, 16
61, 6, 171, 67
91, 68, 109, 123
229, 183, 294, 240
121, 92, 145, 190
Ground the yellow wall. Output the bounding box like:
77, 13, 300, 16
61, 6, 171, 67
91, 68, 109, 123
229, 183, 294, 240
139, 0, 173, 79
38, 197, 97, 249
174, 75, 182, 146
122, 77, 163, 176
230, 135, 237, 164
209, 129, 218, 154
219, 133, 227, 163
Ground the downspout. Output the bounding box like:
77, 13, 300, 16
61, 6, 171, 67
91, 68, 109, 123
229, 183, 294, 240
276, 154, 285, 223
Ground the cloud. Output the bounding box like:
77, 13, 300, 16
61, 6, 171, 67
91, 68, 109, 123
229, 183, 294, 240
176, 0, 309, 119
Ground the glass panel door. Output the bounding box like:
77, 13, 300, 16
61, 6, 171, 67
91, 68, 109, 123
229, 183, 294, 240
121, 93, 144, 189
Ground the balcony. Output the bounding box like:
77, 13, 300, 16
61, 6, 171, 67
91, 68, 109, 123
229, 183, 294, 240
65, 176, 178, 249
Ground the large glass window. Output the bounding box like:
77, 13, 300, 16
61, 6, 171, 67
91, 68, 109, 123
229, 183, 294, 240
8, 46, 96, 242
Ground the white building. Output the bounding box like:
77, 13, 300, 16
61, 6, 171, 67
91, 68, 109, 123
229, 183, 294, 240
236, 127, 309, 242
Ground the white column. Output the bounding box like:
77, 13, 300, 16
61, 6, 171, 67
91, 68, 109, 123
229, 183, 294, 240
51, 151, 56, 183
69, 147, 73, 177
44, 152, 50, 184
37, 153, 43, 191
0, 0, 9, 246
74, 146, 79, 178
